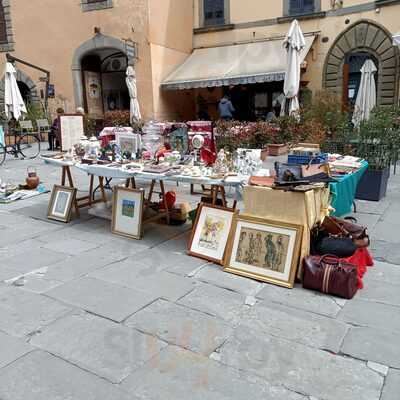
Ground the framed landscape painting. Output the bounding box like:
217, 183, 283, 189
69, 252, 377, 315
188, 204, 236, 264
47, 185, 76, 223
112, 186, 144, 239
224, 215, 303, 288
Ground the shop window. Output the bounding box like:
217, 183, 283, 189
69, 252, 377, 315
81, 0, 113, 12
288, 0, 315, 15
203, 0, 226, 26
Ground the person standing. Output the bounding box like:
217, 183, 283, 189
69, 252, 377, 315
218, 95, 235, 121
48, 107, 64, 150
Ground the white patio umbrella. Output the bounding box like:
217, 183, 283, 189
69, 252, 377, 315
281, 20, 306, 117
4, 62, 27, 121
352, 59, 377, 128
126, 66, 141, 124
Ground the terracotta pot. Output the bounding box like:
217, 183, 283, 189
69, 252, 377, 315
268, 144, 288, 156
26, 167, 39, 189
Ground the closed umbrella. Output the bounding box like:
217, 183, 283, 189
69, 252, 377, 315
4, 62, 27, 121
352, 59, 377, 128
281, 20, 306, 117
126, 66, 141, 124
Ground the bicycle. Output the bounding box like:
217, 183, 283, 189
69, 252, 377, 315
0, 128, 41, 166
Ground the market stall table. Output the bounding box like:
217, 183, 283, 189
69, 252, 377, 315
330, 160, 369, 217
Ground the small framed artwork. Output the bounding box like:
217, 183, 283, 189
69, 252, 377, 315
224, 215, 303, 288
112, 186, 144, 239
188, 204, 236, 264
116, 132, 141, 158
47, 185, 77, 223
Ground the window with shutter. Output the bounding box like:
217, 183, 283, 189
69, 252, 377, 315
289, 0, 315, 15
0, 3, 7, 44
204, 0, 225, 26
81, 0, 113, 12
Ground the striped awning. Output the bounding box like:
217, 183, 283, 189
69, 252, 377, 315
162, 35, 316, 90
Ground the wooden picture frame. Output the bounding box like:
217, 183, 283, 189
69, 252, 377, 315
58, 114, 84, 151
112, 186, 144, 240
116, 132, 141, 158
47, 185, 77, 223
224, 215, 303, 288
188, 203, 237, 265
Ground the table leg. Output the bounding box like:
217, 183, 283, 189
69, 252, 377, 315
148, 180, 155, 203
99, 176, 107, 203
88, 175, 94, 206
211, 185, 218, 205
66, 166, 74, 188
219, 186, 227, 208
160, 180, 170, 224
61, 167, 66, 186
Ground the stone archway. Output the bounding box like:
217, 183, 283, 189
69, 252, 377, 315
72, 33, 134, 109
323, 20, 400, 106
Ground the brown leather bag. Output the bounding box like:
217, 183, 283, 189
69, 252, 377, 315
322, 216, 370, 248
303, 255, 358, 299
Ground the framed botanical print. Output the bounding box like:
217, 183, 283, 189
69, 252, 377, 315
224, 215, 303, 288
112, 186, 144, 239
47, 185, 77, 223
188, 204, 236, 264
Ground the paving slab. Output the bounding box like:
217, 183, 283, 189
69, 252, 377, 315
125, 299, 233, 356
1, 248, 68, 275
40, 246, 125, 283
0, 238, 46, 259
195, 264, 264, 296
381, 368, 400, 400
240, 302, 349, 353
256, 283, 343, 318
178, 284, 247, 324
0, 285, 72, 337
0, 331, 33, 369
338, 298, 400, 333
155, 230, 192, 253
31, 312, 167, 383
0, 350, 136, 400
368, 240, 400, 265
364, 260, 400, 285
40, 237, 100, 255
121, 346, 307, 400
46, 277, 158, 322
372, 221, 400, 244
13, 275, 63, 294
218, 325, 383, 400
109, 271, 196, 302
341, 326, 400, 368
347, 212, 381, 231
354, 198, 391, 215
358, 279, 400, 306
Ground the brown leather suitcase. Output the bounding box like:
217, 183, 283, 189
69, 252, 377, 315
303, 255, 358, 299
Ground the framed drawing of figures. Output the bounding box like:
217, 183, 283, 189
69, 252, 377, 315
112, 186, 144, 240
188, 204, 236, 264
47, 185, 77, 223
224, 215, 303, 288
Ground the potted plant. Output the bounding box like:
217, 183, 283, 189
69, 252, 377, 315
354, 107, 398, 201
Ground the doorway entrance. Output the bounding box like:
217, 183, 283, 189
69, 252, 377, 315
81, 49, 129, 117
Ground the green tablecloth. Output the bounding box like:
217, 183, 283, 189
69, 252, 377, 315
330, 161, 369, 217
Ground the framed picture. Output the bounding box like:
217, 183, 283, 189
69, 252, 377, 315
59, 114, 84, 151
116, 132, 141, 158
188, 204, 236, 264
112, 186, 144, 239
47, 185, 77, 223
224, 215, 303, 288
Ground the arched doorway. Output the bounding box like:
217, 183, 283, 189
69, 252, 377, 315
17, 81, 31, 104
72, 33, 135, 116
81, 50, 130, 116
323, 20, 400, 109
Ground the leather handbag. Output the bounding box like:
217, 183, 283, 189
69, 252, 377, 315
322, 216, 370, 248
303, 255, 358, 299
317, 237, 357, 258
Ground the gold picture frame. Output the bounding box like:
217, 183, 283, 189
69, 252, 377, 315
188, 203, 237, 265
224, 214, 303, 288
112, 186, 144, 240
47, 185, 77, 223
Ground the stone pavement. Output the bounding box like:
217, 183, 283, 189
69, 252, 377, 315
0, 156, 399, 399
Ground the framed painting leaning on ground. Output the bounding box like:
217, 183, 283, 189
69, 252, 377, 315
47, 185, 77, 223
112, 186, 144, 240
224, 215, 303, 288
188, 203, 237, 264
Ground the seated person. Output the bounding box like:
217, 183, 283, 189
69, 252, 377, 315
49, 108, 64, 150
